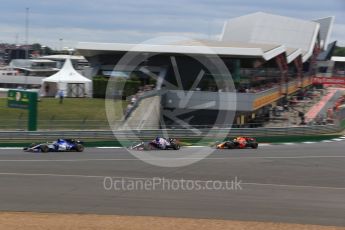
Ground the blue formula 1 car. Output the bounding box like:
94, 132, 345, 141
23, 139, 84, 152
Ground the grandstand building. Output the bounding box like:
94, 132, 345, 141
77, 12, 335, 128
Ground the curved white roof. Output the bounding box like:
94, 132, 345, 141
314, 16, 334, 50
42, 58, 91, 83
77, 40, 285, 61
221, 12, 321, 62
77, 12, 334, 64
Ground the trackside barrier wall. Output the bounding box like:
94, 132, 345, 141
0, 124, 342, 140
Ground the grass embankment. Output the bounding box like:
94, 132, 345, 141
0, 98, 126, 130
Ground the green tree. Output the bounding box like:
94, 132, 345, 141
42, 46, 53, 55
31, 43, 54, 55
31, 43, 42, 51
333, 46, 345, 57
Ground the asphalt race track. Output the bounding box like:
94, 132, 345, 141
0, 141, 345, 227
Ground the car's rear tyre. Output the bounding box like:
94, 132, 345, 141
173, 144, 180, 150
251, 143, 258, 149
76, 144, 84, 152
40, 145, 49, 153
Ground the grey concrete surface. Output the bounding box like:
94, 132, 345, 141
0, 142, 345, 226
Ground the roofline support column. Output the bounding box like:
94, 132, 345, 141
293, 56, 303, 88
309, 42, 321, 77
275, 54, 288, 97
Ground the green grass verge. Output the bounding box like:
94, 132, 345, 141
0, 98, 127, 130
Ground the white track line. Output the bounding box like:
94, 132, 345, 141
257, 143, 271, 146
0, 158, 139, 162
242, 182, 345, 191
0, 172, 103, 179
332, 138, 344, 141
0, 172, 344, 191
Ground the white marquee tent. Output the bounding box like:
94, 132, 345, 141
42, 58, 91, 97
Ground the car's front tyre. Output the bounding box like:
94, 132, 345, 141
76, 144, 84, 152
226, 142, 235, 149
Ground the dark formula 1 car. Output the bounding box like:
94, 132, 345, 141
130, 138, 180, 150
23, 139, 84, 152
216, 136, 258, 149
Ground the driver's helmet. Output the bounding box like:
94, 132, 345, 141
155, 137, 160, 142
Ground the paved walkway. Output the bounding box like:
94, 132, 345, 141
305, 88, 340, 123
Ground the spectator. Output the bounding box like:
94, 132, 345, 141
45, 84, 50, 95
283, 104, 289, 111
125, 103, 134, 118
131, 95, 137, 104
58, 90, 64, 104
